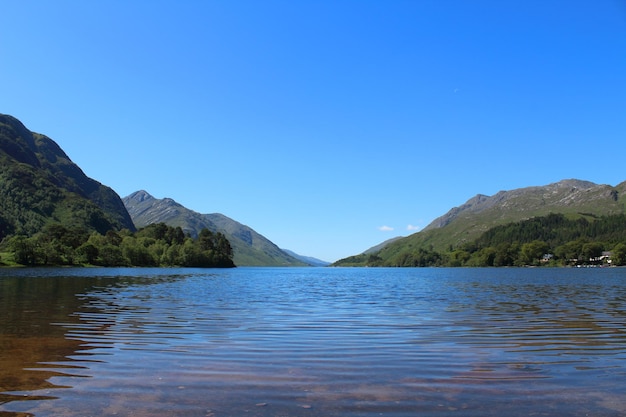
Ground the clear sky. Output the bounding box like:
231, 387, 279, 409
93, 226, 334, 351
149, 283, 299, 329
2, 1, 625, 262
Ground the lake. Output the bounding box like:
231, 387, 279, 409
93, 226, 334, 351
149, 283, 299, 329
1, 267, 625, 417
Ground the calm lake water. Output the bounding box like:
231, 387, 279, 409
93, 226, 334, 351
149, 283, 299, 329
1, 267, 625, 417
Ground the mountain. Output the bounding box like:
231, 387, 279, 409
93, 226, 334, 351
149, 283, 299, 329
281, 249, 330, 267
330, 237, 404, 267
123, 190, 307, 266
363, 236, 404, 254
416, 179, 626, 249
0, 114, 135, 240
334, 179, 626, 266
424, 179, 613, 231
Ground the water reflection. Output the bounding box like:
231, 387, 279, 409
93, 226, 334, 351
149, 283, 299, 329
0, 269, 191, 416
448, 273, 626, 359
1, 267, 625, 416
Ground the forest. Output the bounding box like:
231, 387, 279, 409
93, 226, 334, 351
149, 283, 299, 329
346, 213, 626, 267
0, 222, 235, 268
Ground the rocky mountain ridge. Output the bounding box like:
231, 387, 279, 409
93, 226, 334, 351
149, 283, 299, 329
123, 190, 309, 266
424, 179, 611, 231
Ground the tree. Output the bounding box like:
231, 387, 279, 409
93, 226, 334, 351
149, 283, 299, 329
555, 239, 586, 265
611, 243, 626, 266
493, 242, 519, 267
76, 242, 99, 264
448, 249, 470, 267
198, 228, 216, 251
121, 236, 156, 266
161, 243, 182, 266
581, 242, 604, 264
97, 244, 126, 266
7, 236, 39, 265
215, 233, 233, 260
519, 240, 549, 266
171, 227, 186, 245
105, 230, 123, 246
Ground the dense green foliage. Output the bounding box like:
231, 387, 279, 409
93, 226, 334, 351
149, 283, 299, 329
0, 223, 235, 268
334, 213, 626, 267
470, 213, 626, 249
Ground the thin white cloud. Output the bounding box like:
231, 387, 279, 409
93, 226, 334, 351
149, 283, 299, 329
407, 224, 421, 231
378, 225, 394, 232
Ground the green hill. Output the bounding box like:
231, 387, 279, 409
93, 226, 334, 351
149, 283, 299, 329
123, 190, 307, 266
0, 114, 135, 241
334, 179, 626, 267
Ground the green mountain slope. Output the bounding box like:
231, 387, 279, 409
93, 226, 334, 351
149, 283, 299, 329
0, 114, 135, 240
123, 190, 306, 266
334, 179, 626, 266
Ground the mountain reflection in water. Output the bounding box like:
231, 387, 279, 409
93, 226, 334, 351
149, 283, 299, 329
1, 267, 625, 417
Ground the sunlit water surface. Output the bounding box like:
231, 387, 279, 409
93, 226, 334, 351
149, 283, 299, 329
1, 267, 625, 416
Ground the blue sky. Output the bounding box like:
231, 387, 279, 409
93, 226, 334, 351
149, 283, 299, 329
2, 1, 625, 262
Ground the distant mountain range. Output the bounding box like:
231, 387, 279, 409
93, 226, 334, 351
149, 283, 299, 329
0, 114, 325, 267
123, 191, 323, 266
0, 114, 134, 239
281, 249, 330, 267
416, 179, 626, 250
4, 113, 626, 269
334, 179, 626, 266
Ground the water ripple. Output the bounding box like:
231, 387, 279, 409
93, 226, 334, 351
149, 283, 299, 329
1, 267, 626, 416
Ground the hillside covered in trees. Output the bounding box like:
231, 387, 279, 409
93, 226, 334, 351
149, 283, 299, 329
0, 223, 235, 268
0, 114, 134, 239
335, 213, 626, 267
